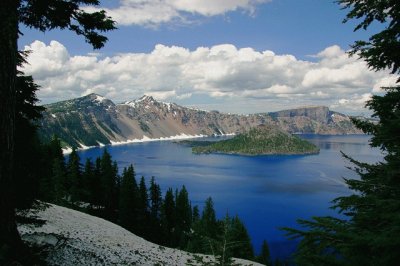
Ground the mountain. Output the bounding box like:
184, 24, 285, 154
38, 93, 361, 148
18, 203, 262, 265
191, 125, 320, 155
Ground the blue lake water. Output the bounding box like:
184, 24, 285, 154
77, 134, 382, 259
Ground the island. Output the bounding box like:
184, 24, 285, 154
188, 125, 320, 155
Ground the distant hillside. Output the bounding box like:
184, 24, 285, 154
192, 125, 320, 155
38, 94, 361, 148
18, 203, 262, 265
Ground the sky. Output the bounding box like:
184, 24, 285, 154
19, 0, 398, 115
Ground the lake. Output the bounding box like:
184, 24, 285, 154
77, 134, 382, 260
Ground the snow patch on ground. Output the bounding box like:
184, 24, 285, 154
18, 204, 262, 266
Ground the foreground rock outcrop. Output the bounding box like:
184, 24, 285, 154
18, 203, 262, 265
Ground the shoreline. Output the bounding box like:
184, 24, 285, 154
62, 133, 236, 155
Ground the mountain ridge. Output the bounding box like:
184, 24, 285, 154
38, 93, 362, 148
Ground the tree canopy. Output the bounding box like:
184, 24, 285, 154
284, 0, 400, 265
0, 1, 115, 264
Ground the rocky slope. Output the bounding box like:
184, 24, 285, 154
18, 203, 262, 265
38, 93, 361, 148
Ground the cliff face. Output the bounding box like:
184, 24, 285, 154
268, 106, 360, 135
38, 94, 361, 148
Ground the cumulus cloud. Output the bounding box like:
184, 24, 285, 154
22, 40, 397, 114
83, 0, 271, 26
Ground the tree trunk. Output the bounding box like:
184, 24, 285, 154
0, 0, 23, 263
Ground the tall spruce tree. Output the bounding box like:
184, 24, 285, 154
0, 2, 115, 262
202, 197, 218, 239
13, 69, 44, 209
257, 240, 272, 266
119, 165, 138, 232
100, 149, 118, 220
149, 177, 162, 242
283, 1, 400, 265
66, 148, 82, 202
162, 188, 176, 246
176, 185, 192, 247
138, 176, 150, 235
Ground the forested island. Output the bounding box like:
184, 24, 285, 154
189, 125, 320, 155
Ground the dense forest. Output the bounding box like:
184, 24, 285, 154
191, 126, 319, 155
28, 136, 273, 264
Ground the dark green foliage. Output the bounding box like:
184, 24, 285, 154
161, 188, 176, 246
39, 136, 66, 203
283, 1, 400, 265
137, 176, 150, 235
99, 149, 119, 220
148, 177, 162, 241
193, 125, 319, 155
13, 71, 45, 209
256, 240, 272, 266
229, 216, 254, 260
66, 148, 82, 202
175, 186, 192, 240
202, 197, 219, 238
338, 0, 400, 75
19, 0, 116, 49
0, 1, 115, 262
119, 165, 138, 232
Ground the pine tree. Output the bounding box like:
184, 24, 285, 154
161, 188, 176, 246
148, 176, 162, 242
137, 176, 150, 236
81, 158, 95, 203
99, 149, 118, 220
257, 240, 272, 266
202, 197, 218, 238
66, 148, 82, 202
176, 185, 192, 248
119, 165, 138, 232
0, 2, 115, 262
229, 216, 254, 260
283, 1, 400, 265
52, 157, 67, 204
13, 70, 44, 209
192, 205, 200, 223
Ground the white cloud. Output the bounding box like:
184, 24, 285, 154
22, 40, 397, 114
331, 93, 373, 111
83, 0, 271, 26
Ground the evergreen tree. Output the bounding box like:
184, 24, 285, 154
66, 148, 82, 202
82, 158, 95, 203
283, 1, 400, 265
13, 70, 44, 209
52, 157, 67, 204
161, 188, 176, 246
0, 2, 115, 262
149, 177, 162, 220
99, 149, 118, 220
137, 176, 150, 235
202, 197, 218, 238
39, 135, 66, 202
119, 165, 138, 232
176, 185, 192, 247
92, 157, 103, 207
257, 240, 272, 266
192, 205, 200, 223
229, 216, 254, 260
148, 176, 162, 241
